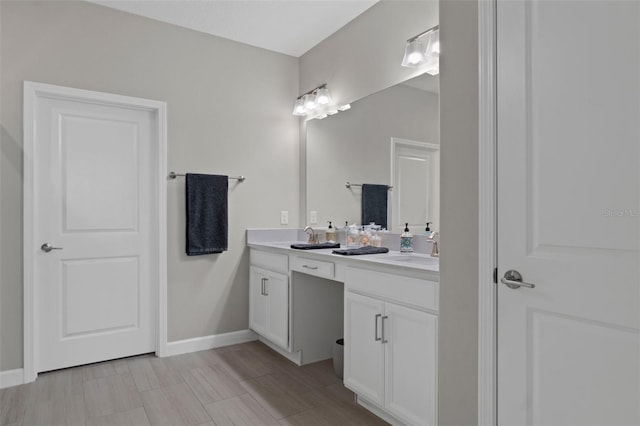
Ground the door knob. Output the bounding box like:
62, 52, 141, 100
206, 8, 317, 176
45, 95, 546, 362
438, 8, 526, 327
501, 269, 536, 289
41, 243, 63, 253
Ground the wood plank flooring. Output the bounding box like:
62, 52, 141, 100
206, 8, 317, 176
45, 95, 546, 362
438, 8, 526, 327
1, 341, 388, 426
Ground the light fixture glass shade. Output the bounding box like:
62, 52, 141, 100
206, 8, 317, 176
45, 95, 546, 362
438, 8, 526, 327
292, 97, 306, 116
401, 39, 427, 67
315, 87, 332, 105
303, 93, 317, 111
424, 57, 440, 76
425, 28, 440, 57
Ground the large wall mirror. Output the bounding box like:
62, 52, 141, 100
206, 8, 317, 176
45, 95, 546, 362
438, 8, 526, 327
306, 73, 440, 233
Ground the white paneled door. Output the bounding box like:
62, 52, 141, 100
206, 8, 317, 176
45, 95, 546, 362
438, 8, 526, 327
390, 138, 440, 232
497, 1, 639, 425
25, 83, 164, 375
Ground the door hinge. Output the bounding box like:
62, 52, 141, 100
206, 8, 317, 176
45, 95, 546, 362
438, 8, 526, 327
493, 267, 498, 284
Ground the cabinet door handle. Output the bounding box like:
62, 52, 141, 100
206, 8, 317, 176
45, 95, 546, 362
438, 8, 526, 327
381, 316, 389, 344
302, 264, 318, 270
261, 278, 269, 296
263, 278, 269, 296
374, 314, 382, 341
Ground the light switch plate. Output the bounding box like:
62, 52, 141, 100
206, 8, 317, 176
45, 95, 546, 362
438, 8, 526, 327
310, 210, 318, 224
280, 210, 289, 225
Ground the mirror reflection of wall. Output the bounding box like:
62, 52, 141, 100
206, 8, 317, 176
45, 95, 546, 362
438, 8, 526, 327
306, 74, 439, 233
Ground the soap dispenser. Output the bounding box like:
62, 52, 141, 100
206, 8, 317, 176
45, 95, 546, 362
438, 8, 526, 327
400, 223, 414, 253
325, 221, 336, 243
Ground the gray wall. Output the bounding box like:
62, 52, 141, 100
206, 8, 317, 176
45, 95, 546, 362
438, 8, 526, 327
0, 0, 299, 371
306, 83, 439, 228
439, 0, 479, 424
300, 0, 438, 107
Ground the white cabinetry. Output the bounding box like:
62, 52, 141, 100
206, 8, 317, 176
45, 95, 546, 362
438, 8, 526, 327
344, 267, 438, 426
249, 250, 289, 350
249, 266, 288, 349
345, 292, 385, 405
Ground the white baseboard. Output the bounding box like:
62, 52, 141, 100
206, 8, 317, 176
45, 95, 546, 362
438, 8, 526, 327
0, 368, 24, 389
1, 331, 257, 388
164, 329, 258, 357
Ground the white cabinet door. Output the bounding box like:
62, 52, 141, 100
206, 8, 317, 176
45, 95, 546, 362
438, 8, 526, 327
384, 303, 437, 426
249, 267, 269, 337
249, 266, 289, 350
264, 270, 289, 349
344, 292, 385, 406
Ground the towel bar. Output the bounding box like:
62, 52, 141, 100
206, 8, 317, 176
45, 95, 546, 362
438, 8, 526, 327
345, 182, 392, 190
169, 172, 245, 182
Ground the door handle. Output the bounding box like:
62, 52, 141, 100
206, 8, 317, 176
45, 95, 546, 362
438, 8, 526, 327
262, 278, 269, 296
501, 269, 536, 289
381, 316, 389, 344
374, 314, 382, 341
41, 243, 63, 253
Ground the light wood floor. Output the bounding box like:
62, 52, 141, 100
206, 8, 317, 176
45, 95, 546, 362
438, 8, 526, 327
0, 341, 388, 426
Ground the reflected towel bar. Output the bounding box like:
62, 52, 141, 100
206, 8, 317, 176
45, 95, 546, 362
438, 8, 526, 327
345, 182, 392, 190
169, 172, 245, 182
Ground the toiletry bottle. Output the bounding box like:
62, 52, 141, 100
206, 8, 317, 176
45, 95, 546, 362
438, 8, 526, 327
359, 226, 371, 247
325, 221, 336, 243
347, 224, 360, 248
425, 222, 432, 235
400, 223, 414, 253
371, 230, 382, 247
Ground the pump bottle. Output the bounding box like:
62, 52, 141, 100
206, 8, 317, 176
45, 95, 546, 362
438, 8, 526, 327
400, 223, 414, 253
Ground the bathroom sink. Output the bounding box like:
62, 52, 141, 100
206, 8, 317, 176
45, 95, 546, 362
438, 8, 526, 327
384, 255, 439, 265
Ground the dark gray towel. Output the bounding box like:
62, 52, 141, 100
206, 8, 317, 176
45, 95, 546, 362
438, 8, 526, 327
291, 242, 341, 250
332, 246, 389, 256
361, 184, 388, 229
186, 173, 228, 256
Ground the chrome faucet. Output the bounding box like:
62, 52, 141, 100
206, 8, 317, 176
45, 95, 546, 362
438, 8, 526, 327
427, 231, 439, 257
303, 226, 318, 244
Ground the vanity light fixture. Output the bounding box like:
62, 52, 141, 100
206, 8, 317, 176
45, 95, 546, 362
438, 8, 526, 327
401, 25, 440, 75
292, 84, 350, 120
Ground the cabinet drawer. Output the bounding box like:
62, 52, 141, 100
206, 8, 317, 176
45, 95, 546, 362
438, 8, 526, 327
291, 256, 335, 279
345, 267, 438, 312
250, 249, 288, 274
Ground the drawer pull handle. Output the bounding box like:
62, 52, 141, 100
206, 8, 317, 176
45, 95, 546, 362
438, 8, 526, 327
261, 278, 269, 296
381, 316, 389, 344
374, 314, 382, 341
302, 265, 319, 270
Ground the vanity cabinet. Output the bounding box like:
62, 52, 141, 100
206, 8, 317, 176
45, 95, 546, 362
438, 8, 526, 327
249, 267, 288, 349
344, 267, 438, 426
249, 250, 289, 350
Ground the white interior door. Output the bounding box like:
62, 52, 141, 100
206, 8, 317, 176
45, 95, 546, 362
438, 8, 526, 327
497, 1, 640, 425
390, 138, 440, 232
27, 83, 162, 373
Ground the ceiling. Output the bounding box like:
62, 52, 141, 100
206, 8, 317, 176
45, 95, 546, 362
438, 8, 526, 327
89, 0, 379, 57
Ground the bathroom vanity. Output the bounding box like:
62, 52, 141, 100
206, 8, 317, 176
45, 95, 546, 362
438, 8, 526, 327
247, 229, 439, 426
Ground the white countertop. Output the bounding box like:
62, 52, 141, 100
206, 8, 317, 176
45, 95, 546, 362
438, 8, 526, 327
248, 240, 439, 275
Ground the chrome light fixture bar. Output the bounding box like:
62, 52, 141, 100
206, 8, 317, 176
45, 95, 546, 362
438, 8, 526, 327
292, 84, 351, 121
401, 25, 440, 75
